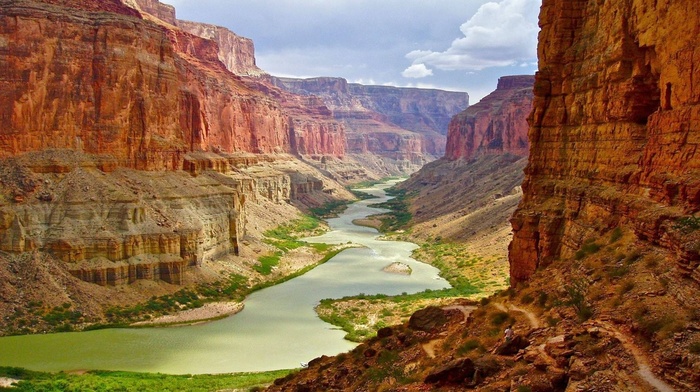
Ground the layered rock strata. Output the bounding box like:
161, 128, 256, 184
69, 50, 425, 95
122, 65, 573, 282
509, 0, 700, 284
445, 75, 534, 160
0, 0, 346, 170
0, 150, 331, 286
271, 76, 469, 168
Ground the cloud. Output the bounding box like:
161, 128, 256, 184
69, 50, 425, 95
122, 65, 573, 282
401, 64, 434, 78
402, 0, 540, 74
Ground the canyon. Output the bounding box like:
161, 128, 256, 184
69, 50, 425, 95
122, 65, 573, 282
0, 0, 469, 332
1, 0, 699, 390
268, 0, 700, 390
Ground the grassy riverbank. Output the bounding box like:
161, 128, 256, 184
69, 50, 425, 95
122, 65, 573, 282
87, 215, 344, 331
0, 366, 291, 391
315, 185, 511, 342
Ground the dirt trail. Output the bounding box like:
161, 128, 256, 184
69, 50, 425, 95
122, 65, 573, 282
493, 302, 675, 391
591, 321, 676, 392
494, 302, 540, 329
442, 305, 476, 323
422, 339, 441, 358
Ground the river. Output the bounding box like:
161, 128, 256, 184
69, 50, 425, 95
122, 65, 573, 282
0, 181, 449, 374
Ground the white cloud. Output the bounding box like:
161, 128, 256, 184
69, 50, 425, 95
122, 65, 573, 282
401, 63, 434, 78
403, 0, 540, 73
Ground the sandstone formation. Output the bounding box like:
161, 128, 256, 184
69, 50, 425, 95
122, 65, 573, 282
445, 75, 533, 160
0, 0, 353, 288
509, 0, 700, 285
271, 76, 469, 171
176, 20, 264, 77
0, 0, 353, 170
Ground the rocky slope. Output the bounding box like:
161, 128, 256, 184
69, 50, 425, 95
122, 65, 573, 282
445, 75, 533, 160
266, 0, 700, 390
394, 74, 533, 270
271, 76, 469, 172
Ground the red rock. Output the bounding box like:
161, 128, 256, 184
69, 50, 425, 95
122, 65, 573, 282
445, 75, 534, 160
271, 76, 468, 159
509, 0, 700, 285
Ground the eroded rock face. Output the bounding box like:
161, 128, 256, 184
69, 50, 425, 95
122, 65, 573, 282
0, 150, 321, 286
0, 0, 347, 169
0, 0, 186, 169
271, 76, 469, 162
509, 0, 700, 284
176, 20, 263, 77
445, 75, 534, 160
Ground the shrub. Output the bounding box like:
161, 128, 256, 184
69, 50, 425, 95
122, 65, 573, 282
563, 278, 593, 321
689, 341, 700, 354
617, 280, 635, 296
490, 311, 511, 326
457, 339, 482, 355
609, 227, 623, 243
675, 216, 700, 233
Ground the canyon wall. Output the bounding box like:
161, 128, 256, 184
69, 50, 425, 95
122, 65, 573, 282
445, 75, 533, 160
509, 0, 700, 284
271, 76, 469, 161
0, 0, 350, 169
176, 20, 264, 77
0, 0, 348, 287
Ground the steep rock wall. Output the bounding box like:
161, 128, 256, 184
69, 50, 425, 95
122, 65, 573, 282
445, 75, 533, 160
509, 0, 700, 284
0, 0, 296, 168
0, 152, 250, 286
271, 76, 468, 158
0, 0, 185, 169
176, 20, 264, 77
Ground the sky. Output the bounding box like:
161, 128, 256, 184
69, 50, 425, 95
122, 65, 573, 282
166, 0, 542, 104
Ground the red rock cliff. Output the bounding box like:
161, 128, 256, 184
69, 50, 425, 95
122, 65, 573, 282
445, 75, 533, 160
509, 0, 700, 284
0, 0, 296, 169
176, 20, 264, 77
271, 76, 468, 158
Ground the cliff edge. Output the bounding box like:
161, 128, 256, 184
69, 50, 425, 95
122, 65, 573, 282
509, 0, 700, 285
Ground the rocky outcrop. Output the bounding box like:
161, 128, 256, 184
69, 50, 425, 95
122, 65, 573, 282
0, 151, 248, 286
445, 75, 533, 160
271, 76, 469, 162
509, 0, 700, 284
176, 20, 264, 77
0, 149, 342, 286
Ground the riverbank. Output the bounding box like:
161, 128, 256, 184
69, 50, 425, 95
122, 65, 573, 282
131, 302, 245, 326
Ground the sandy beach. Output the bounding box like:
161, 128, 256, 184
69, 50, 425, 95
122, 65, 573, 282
131, 302, 244, 326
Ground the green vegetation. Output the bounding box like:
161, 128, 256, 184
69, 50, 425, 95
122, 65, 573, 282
368, 188, 413, 232
263, 216, 322, 251
562, 278, 593, 321
0, 366, 291, 392
316, 240, 509, 342
609, 227, 623, 243
309, 199, 352, 219
255, 252, 283, 275
674, 215, 700, 233
574, 239, 602, 260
